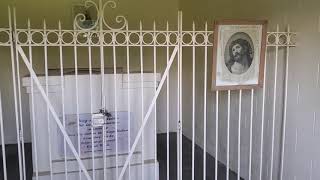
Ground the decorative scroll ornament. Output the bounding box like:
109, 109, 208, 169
73, 0, 128, 31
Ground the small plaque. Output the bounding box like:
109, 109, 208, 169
92, 113, 105, 127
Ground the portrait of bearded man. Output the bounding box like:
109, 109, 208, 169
212, 20, 267, 90
225, 38, 253, 74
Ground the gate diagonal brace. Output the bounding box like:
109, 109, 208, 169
17, 46, 92, 180
118, 46, 178, 180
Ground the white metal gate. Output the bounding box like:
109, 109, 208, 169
0, 0, 297, 180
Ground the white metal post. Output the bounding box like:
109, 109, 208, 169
8, 8, 23, 180
166, 21, 170, 180
215, 90, 219, 180
88, 31, 95, 180
58, 21, 68, 180
270, 25, 280, 180
191, 21, 196, 180
126, 23, 131, 180
97, 2, 107, 179
153, 21, 158, 180
0, 92, 7, 180
280, 25, 290, 180
139, 20, 145, 180
112, 31, 119, 179
103, 99, 107, 180
203, 22, 208, 180
237, 90, 242, 180
227, 90, 231, 180
249, 89, 254, 180
43, 20, 54, 180
259, 46, 268, 180
28, 18, 39, 180
178, 11, 183, 180
13, 8, 26, 180
73, 27, 81, 180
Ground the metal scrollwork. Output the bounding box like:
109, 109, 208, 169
0, 29, 11, 46
73, 0, 100, 31
11, 3, 297, 48
266, 32, 297, 46
73, 0, 128, 31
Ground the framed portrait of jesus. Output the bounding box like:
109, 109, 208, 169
212, 20, 268, 90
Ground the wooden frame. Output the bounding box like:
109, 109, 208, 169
211, 19, 268, 91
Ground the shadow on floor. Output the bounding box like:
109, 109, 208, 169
0, 143, 33, 180
157, 133, 244, 180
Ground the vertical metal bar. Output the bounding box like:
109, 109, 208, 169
259, 45, 268, 180
166, 21, 170, 180
317, 64, 320, 88
313, 113, 316, 136
270, 25, 279, 180
176, 18, 182, 180
294, 128, 298, 153
177, 14, 180, 180
100, 34, 107, 179
88, 31, 95, 180
98, 3, 106, 178
215, 90, 219, 180
58, 21, 68, 180
139, 21, 145, 180
267, 162, 270, 179
0, 92, 7, 180
43, 20, 53, 180
309, 160, 313, 180
112, 32, 119, 179
296, 83, 300, 105
178, 11, 183, 180
237, 90, 242, 180
280, 25, 290, 180
203, 22, 208, 180
126, 23, 131, 180
249, 89, 254, 180
191, 21, 196, 180
28, 19, 39, 180
73, 28, 81, 180
10, 7, 23, 180
103, 101, 107, 180
13, 8, 26, 180
227, 90, 231, 180
99, 0, 105, 107
153, 21, 157, 180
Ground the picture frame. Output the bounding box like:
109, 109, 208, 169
211, 20, 268, 91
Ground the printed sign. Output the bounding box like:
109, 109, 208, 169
59, 111, 131, 157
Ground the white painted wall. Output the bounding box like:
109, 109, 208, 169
280, 31, 320, 180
